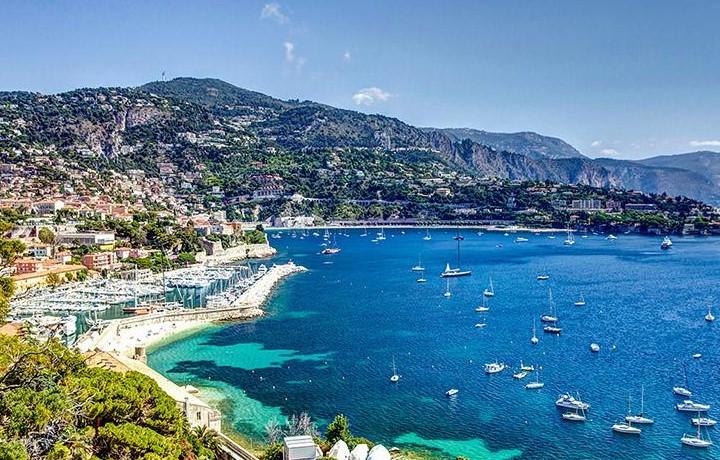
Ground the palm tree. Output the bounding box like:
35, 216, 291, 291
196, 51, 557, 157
192, 425, 219, 452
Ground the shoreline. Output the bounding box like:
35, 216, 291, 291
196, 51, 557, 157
265, 224, 565, 233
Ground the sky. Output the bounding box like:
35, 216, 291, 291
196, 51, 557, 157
2, 0, 719, 159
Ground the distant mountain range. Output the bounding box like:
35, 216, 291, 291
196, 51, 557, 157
2, 77, 719, 204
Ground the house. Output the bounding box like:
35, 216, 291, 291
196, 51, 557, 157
56, 232, 115, 248
12, 264, 86, 291
33, 200, 65, 216
28, 244, 53, 259
115, 247, 131, 259
14, 258, 44, 274
55, 251, 72, 264
434, 187, 452, 197
82, 252, 117, 270
252, 186, 284, 200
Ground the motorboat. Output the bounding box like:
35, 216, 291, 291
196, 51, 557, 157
543, 325, 562, 334
321, 247, 341, 255
520, 362, 534, 372
693, 353, 702, 359
692, 417, 718, 427
484, 361, 506, 374
590, 343, 600, 353
562, 411, 586, 422
677, 400, 710, 412
445, 388, 459, 397
674, 387, 692, 397
661, 236, 673, 250
515, 237, 529, 243
513, 371, 528, 379
474, 323, 487, 329
556, 393, 589, 410
536, 274, 550, 281
606, 234, 618, 240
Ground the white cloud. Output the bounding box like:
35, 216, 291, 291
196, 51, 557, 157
599, 148, 619, 156
343, 50, 351, 62
261, 3, 289, 24
352, 87, 393, 105
283, 42, 305, 70
590, 140, 602, 147
690, 140, 720, 147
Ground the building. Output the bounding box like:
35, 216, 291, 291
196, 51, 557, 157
434, 187, 452, 197
56, 232, 115, 247
252, 186, 284, 200
28, 244, 53, 259
12, 264, 86, 291
14, 258, 44, 274
569, 199, 604, 211
115, 247, 131, 259
625, 203, 657, 212
33, 200, 65, 216
55, 251, 72, 264
283, 436, 319, 460
82, 252, 117, 270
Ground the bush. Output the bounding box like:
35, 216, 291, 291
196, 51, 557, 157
260, 442, 283, 460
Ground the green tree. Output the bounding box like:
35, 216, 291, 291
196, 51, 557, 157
325, 414, 352, 446
38, 227, 56, 244
47, 272, 62, 287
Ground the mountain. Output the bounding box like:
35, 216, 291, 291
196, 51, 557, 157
1, 77, 718, 204
426, 127, 587, 160
639, 151, 720, 187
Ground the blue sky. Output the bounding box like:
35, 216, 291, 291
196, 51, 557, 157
2, 1, 719, 159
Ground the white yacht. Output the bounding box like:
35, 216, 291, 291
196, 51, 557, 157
475, 296, 490, 312
692, 417, 718, 427
483, 277, 495, 297
515, 236, 529, 243
513, 371, 528, 379
411, 255, 425, 272
612, 422, 641, 434
540, 288, 559, 322
625, 386, 654, 424
416, 276, 427, 283
681, 425, 713, 448
423, 229, 432, 241
474, 323, 487, 328
525, 368, 544, 389
484, 361, 506, 374
705, 305, 715, 322
574, 293, 586, 307
674, 386, 692, 397
562, 397, 587, 422
556, 393, 590, 410
520, 361, 534, 372
531, 319, 539, 345
536, 274, 550, 281
441, 235, 471, 277
376, 228, 386, 241
677, 400, 710, 412
661, 236, 673, 250
590, 343, 600, 352
563, 230, 575, 246
389, 357, 400, 383
606, 234, 618, 240
445, 388, 459, 397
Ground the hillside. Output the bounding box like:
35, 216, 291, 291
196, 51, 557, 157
639, 151, 720, 187
1, 77, 718, 206
427, 127, 587, 160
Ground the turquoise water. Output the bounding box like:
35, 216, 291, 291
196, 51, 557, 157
149, 230, 720, 459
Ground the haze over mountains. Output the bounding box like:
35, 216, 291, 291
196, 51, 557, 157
3, 77, 719, 204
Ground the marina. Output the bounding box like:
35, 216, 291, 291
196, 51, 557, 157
146, 228, 720, 459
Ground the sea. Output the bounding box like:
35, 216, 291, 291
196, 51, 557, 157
148, 229, 720, 459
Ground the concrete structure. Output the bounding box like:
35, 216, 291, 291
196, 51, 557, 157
14, 258, 44, 274
12, 264, 85, 291
57, 231, 116, 247
283, 436, 318, 460
33, 200, 65, 216
82, 252, 117, 270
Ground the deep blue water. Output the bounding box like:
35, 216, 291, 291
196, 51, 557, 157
149, 229, 720, 459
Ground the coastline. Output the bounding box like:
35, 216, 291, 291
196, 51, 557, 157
266, 224, 565, 233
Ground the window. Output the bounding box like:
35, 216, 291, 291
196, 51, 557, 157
196, 411, 202, 421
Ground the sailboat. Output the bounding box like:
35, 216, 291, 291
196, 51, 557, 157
661, 236, 673, 250
483, 277, 495, 297
321, 233, 341, 254
376, 228, 386, 241
423, 229, 432, 241
531, 319, 539, 344
540, 289, 561, 334
416, 274, 427, 283
389, 356, 400, 383
681, 423, 713, 448
411, 255, 425, 272
443, 279, 452, 298
525, 367, 544, 389
674, 364, 693, 397
705, 305, 715, 322
564, 230, 575, 246
475, 296, 490, 312
612, 397, 642, 434
625, 386, 654, 424
441, 232, 471, 277
574, 293, 586, 307
360, 226, 368, 237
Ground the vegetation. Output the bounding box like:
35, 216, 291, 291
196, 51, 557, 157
0, 335, 220, 459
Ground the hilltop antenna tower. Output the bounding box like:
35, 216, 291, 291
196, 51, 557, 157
161, 71, 166, 82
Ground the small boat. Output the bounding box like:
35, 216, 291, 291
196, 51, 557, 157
520, 361, 534, 372
562, 397, 587, 422
543, 325, 562, 334
376, 228, 386, 241
389, 357, 400, 383
681, 425, 713, 448
536, 274, 550, 281
475, 296, 490, 312
606, 234, 618, 240
416, 276, 427, 283
411, 254, 425, 272
515, 237, 529, 243
453, 230, 465, 241
483, 278, 495, 297
677, 400, 711, 412
674, 387, 692, 397
590, 343, 600, 353
484, 361, 506, 374
423, 229, 432, 241
531, 319, 539, 345
321, 247, 341, 255
693, 353, 702, 359
563, 230, 575, 246
540, 288, 559, 322
474, 323, 487, 328
513, 371, 528, 379
661, 236, 673, 250
612, 422, 641, 434
441, 235, 471, 277
446, 388, 459, 397
525, 367, 544, 389
705, 305, 715, 322
574, 293, 586, 307
443, 279, 452, 298
692, 417, 718, 427
556, 393, 590, 410
625, 386, 654, 424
